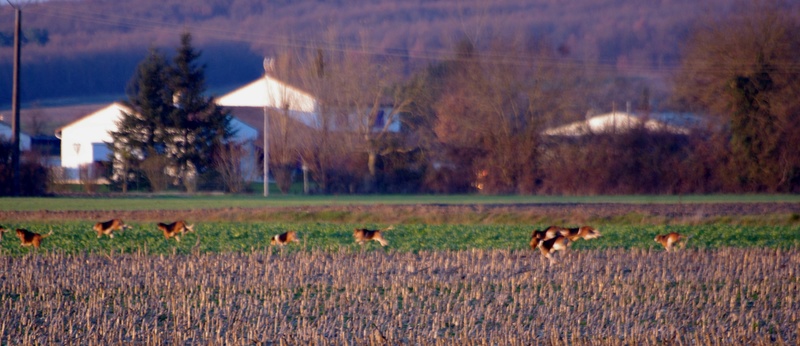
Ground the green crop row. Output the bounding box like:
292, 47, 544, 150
1, 221, 799, 256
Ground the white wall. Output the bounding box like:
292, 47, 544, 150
59, 102, 260, 182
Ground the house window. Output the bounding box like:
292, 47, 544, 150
92, 143, 112, 162
374, 109, 385, 128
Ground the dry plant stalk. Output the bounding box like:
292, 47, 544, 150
0, 248, 797, 344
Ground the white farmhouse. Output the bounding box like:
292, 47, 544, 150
217, 74, 402, 132
55, 102, 127, 181
55, 102, 258, 182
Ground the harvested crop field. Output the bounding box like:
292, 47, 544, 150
2, 248, 797, 345
1, 197, 798, 344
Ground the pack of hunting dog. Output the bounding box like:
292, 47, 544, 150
0, 218, 684, 265
3, 201, 783, 262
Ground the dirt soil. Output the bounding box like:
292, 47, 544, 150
1, 202, 798, 224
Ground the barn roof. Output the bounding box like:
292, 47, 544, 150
543, 112, 692, 136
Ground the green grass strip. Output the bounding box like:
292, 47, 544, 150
1, 221, 798, 256
1, 194, 799, 211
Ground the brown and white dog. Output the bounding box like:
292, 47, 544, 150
545, 225, 602, 241
529, 228, 560, 249
270, 231, 300, 246
537, 234, 571, 265
157, 221, 194, 242
93, 219, 131, 238
655, 232, 687, 252
15, 228, 53, 249
354, 226, 392, 247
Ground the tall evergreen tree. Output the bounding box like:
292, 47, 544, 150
111, 33, 232, 192
166, 32, 232, 191
111, 48, 172, 192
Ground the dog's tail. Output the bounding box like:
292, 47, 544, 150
681, 234, 693, 248
382, 225, 395, 232
186, 224, 195, 233
42, 230, 54, 238
377, 237, 389, 247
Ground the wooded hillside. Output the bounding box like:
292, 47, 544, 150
3, 0, 791, 108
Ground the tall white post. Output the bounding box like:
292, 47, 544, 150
262, 104, 269, 197
261, 58, 273, 197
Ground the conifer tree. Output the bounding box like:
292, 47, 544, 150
166, 32, 232, 191
111, 33, 232, 192
111, 48, 171, 192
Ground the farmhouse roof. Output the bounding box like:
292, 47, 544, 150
227, 115, 258, 141
218, 74, 326, 129
55, 101, 257, 143
217, 74, 317, 112
54, 102, 132, 140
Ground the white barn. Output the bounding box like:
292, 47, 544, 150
542, 112, 692, 137
55, 102, 258, 182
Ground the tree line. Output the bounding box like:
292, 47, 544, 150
245, 2, 799, 195
2, 2, 798, 195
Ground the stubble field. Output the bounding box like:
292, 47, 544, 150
1, 196, 799, 345
2, 248, 798, 345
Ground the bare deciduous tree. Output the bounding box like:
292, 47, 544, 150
674, 0, 800, 192
263, 52, 312, 194
331, 49, 413, 192
213, 143, 255, 193
292, 45, 342, 193
431, 38, 582, 194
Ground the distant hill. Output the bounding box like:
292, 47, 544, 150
1, 0, 798, 109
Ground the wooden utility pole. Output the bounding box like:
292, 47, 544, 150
9, 2, 22, 196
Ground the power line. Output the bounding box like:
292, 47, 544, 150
16, 4, 800, 76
